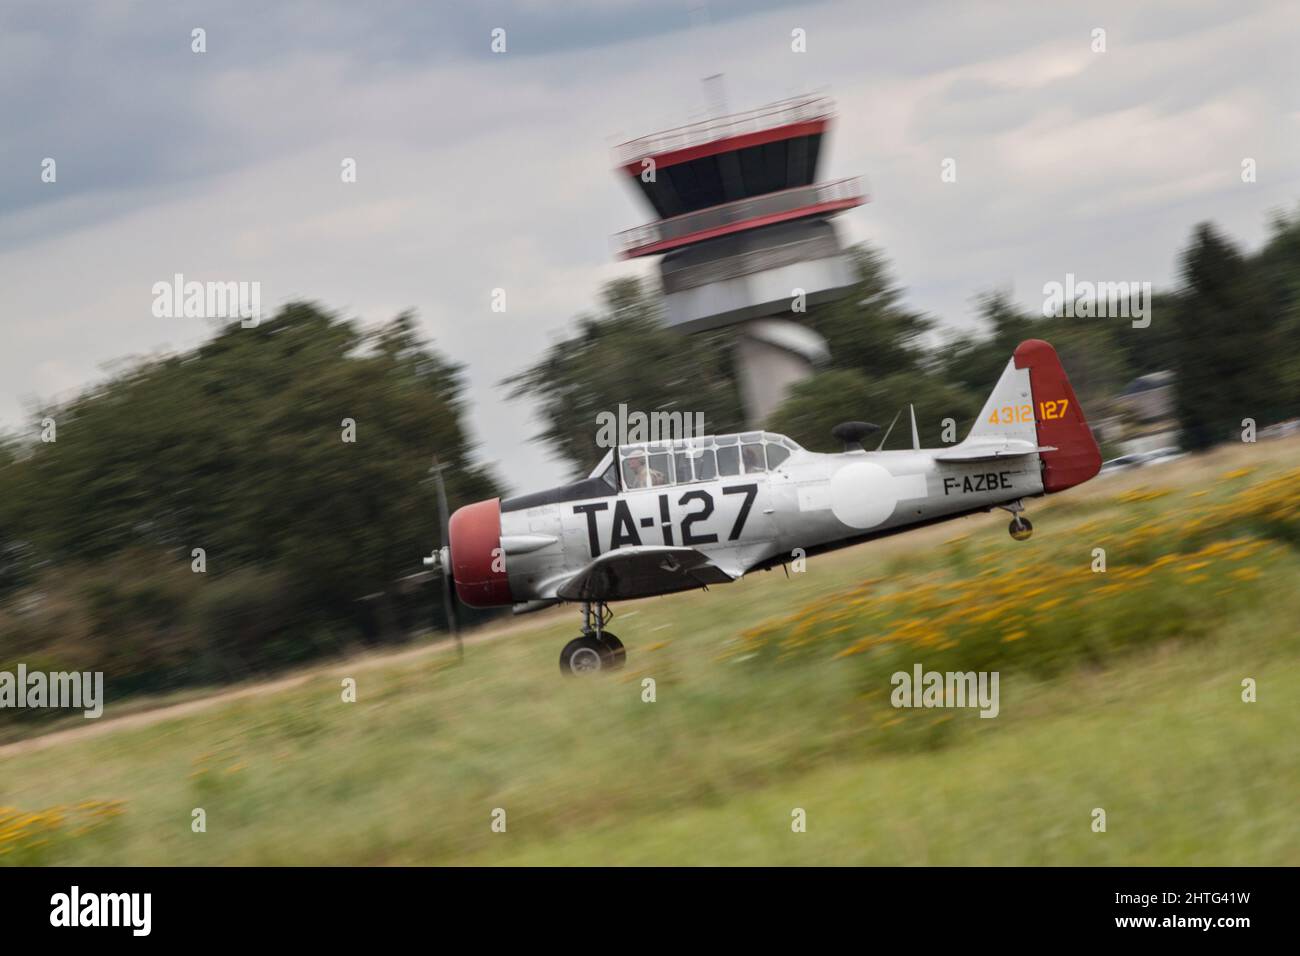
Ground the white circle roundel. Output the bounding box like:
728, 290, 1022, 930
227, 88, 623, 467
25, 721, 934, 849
830, 461, 899, 529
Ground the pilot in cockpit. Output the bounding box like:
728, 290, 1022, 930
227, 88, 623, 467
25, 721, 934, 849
623, 454, 648, 489
623, 453, 666, 489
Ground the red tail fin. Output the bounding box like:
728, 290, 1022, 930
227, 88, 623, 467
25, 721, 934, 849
1013, 339, 1101, 493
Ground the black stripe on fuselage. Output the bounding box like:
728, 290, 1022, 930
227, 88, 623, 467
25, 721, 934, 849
500, 476, 616, 513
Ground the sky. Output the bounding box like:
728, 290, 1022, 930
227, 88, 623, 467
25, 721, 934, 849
2, 0, 1297, 493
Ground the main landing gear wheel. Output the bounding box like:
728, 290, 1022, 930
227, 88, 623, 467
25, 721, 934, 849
1009, 515, 1034, 541
599, 633, 626, 669
561, 601, 625, 676
559, 636, 610, 676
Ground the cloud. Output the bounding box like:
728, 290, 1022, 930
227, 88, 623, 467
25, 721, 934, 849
1, 0, 1297, 491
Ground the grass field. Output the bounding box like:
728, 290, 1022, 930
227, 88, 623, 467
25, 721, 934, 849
2, 439, 1298, 865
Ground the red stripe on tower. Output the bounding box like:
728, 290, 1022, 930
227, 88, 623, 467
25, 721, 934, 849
619, 119, 830, 174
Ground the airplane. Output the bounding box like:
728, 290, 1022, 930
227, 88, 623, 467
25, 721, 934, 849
424, 339, 1101, 675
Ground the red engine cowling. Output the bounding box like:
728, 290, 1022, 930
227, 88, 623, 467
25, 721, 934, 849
448, 498, 513, 607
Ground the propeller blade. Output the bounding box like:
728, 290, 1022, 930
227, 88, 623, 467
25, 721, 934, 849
440, 553, 461, 660
430, 455, 463, 661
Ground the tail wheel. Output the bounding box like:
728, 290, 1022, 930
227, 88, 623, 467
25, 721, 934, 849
559, 636, 611, 676
1009, 516, 1034, 541
599, 633, 626, 669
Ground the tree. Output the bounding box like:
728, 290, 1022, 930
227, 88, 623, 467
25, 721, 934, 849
503, 277, 744, 476
768, 369, 983, 452
1170, 224, 1284, 449
805, 245, 934, 378
1031, 321, 1130, 420
933, 291, 1037, 398
1, 302, 498, 680
1246, 209, 1300, 417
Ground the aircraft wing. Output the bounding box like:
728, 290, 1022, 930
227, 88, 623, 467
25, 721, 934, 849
555, 546, 737, 602
934, 439, 1057, 463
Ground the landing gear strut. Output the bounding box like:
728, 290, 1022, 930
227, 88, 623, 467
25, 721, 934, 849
559, 601, 625, 676
999, 499, 1034, 541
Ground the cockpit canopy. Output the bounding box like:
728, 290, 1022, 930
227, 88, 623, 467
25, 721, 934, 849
615, 432, 801, 490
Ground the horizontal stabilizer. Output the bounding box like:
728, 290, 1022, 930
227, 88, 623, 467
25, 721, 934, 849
934, 439, 1057, 463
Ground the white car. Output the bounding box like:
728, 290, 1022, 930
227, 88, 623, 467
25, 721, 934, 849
1100, 447, 1186, 475
1260, 419, 1300, 440
1140, 446, 1187, 467
1100, 453, 1145, 475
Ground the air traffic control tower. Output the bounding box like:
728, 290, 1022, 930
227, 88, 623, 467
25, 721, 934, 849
613, 94, 866, 425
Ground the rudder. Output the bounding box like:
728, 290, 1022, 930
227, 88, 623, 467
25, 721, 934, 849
1013, 339, 1101, 492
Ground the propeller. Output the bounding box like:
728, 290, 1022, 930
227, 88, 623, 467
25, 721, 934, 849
423, 455, 463, 661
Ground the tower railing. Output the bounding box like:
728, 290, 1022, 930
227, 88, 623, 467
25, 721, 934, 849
616, 176, 864, 257
613, 94, 833, 167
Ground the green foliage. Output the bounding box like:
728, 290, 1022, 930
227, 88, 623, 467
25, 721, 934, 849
5, 210, 1300, 714
0, 303, 499, 700
763, 248, 984, 450
503, 277, 744, 476
803, 245, 933, 377
768, 369, 982, 451
507, 217, 1300, 472
1169, 220, 1296, 449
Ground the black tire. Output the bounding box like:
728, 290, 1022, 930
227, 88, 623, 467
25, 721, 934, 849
599, 633, 626, 669
559, 636, 610, 676
1009, 516, 1034, 541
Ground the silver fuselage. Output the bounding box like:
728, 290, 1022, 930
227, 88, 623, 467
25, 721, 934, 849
500, 446, 1043, 603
